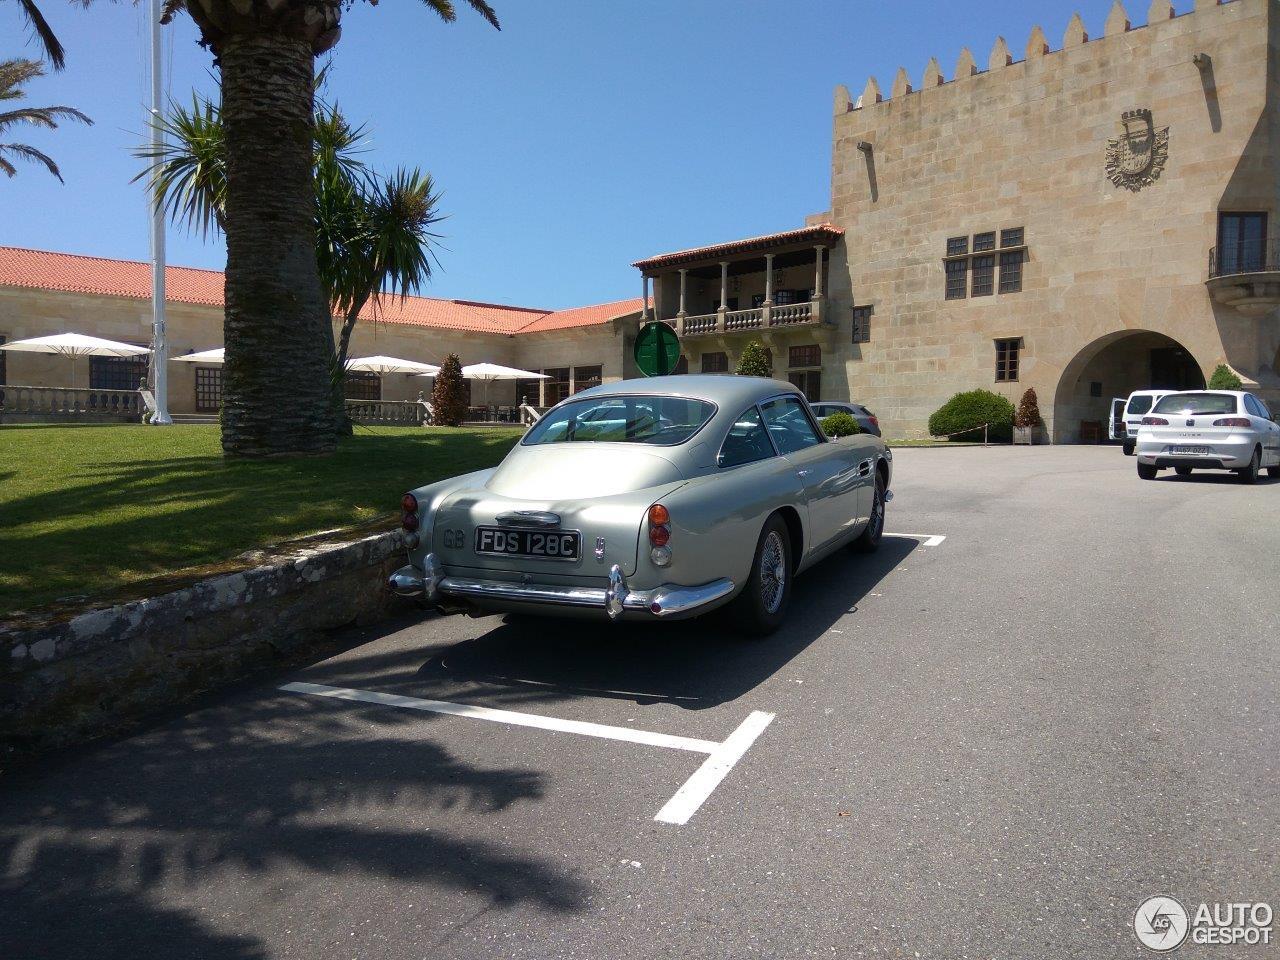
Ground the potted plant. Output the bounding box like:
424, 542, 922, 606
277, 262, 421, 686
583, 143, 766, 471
1013, 388, 1044, 445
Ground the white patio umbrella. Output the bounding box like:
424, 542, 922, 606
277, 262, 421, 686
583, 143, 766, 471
345, 355, 440, 377
0, 333, 151, 387
171, 347, 225, 364
456, 362, 549, 410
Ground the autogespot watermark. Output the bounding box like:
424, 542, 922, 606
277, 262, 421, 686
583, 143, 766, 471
1134, 896, 1273, 951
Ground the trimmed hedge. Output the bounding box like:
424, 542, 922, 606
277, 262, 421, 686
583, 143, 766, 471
820, 412, 861, 437
928, 389, 1015, 442
1208, 364, 1243, 391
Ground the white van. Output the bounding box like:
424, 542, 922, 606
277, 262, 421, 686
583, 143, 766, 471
1109, 389, 1173, 455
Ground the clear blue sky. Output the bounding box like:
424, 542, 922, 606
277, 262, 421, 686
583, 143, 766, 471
5, 0, 1125, 309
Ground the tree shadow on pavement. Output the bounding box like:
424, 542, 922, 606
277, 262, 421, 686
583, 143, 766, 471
0, 690, 587, 960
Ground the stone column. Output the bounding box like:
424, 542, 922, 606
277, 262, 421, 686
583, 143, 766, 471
813, 246, 825, 299
717, 261, 730, 333
641, 275, 651, 322
678, 269, 688, 319
764, 253, 775, 306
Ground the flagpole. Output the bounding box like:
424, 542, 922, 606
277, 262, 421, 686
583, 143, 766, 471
148, 0, 172, 425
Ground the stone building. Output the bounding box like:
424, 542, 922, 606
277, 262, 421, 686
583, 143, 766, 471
0, 246, 641, 416
635, 0, 1279, 440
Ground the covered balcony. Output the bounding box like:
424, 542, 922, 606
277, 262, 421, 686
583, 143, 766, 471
632, 225, 843, 340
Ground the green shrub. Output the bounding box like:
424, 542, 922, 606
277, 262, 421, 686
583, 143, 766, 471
429, 353, 468, 427
1208, 364, 1243, 390
928, 389, 1015, 442
735, 340, 773, 378
821, 412, 861, 437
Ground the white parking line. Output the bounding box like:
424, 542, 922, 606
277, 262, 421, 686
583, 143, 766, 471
884, 532, 947, 547
654, 711, 775, 826
280, 682, 774, 825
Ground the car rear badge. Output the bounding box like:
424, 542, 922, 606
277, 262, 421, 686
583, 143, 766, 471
594, 537, 606, 561
1186, 419, 1194, 427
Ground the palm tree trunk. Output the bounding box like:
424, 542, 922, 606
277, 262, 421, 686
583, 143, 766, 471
218, 35, 336, 456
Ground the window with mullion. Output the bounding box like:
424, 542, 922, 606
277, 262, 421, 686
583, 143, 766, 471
973, 232, 996, 253
851, 306, 873, 344
971, 255, 996, 296
945, 259, 969, 300
1218, 212, 1267, 274
995, 338, 1022, 382
999, 250, 1024, 293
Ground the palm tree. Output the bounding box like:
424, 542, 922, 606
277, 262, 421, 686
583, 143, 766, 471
149, 0, 498, 457
139, 93, 443, 436
0, 59, 91, 180
7, 0, 65, 69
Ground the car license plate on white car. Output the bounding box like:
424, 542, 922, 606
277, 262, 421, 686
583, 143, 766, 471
475, 527, 580, 560
1170, 445, 1209, 455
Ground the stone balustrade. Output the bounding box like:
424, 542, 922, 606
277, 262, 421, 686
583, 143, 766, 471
674, 298, 826, 338
0, 385, 142, 422
344, 399, 428, 426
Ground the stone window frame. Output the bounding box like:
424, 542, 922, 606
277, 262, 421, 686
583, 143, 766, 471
195, 366, 223, 411
944, 228, 1028, 300
995, 337, 1022, 383
788, 343, 822, 369
851, 305, 873, 345
700, 351, 729, 373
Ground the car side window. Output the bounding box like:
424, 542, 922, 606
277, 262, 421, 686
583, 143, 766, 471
718, 406, 775, 468
760, 396, 824, 455
1246, 394, 1273, 421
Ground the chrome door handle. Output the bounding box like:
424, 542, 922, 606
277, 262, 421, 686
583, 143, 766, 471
858, 459, 873, 476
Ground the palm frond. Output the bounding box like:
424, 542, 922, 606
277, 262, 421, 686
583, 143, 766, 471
415, 0, 501, 30
158, 0, 187, 25
0, 105, 93, 132
0, 141, 64, 180
14, 0, 66, 69
0, 58, 44, 97
132, 94, 227, 238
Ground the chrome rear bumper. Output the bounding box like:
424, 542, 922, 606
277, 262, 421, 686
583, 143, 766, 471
388, 553, 734, 620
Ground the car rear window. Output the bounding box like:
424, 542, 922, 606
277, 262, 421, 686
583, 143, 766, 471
523, 395, 716, 446
1151, 393, 1239, 416
1125, 395, 1154, 415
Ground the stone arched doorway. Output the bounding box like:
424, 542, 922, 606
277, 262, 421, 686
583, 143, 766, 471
1052, 330, 1204, 443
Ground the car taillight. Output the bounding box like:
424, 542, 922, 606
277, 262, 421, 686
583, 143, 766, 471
648, 503, 672, 565
1142, 416, 1169, 425
401, 492, 419, 532
868, 415, 880, 430
1213, 417, 1251, 427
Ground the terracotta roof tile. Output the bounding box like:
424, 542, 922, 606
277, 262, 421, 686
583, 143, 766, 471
0, 246, 631, 335
632, 224, 844, 272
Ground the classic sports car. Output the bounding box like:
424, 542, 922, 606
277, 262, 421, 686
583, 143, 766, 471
389, 375, 892, 634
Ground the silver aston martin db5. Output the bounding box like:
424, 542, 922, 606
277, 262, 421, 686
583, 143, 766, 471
389, 375, 892, 634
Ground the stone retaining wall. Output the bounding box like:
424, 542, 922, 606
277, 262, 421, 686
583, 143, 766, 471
1, 529, 412, 756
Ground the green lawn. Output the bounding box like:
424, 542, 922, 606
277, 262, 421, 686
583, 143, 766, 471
0, 424, 523, 616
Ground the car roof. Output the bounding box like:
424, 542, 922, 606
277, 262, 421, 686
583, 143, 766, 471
1127, 389, 1171, 397
572, 374, 802, 409
1158, 389, 1247, 397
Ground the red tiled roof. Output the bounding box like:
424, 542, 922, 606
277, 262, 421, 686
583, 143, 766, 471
632, 224, 844, 272
0, 246, 634, 335
518, 297, 643, 334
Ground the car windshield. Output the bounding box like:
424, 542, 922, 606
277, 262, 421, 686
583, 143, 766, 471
523, 395, 716, 446
1152, 393, 1239, 416
1126, 395, 1154, 415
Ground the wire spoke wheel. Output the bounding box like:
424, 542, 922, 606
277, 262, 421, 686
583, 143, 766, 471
759, 531, 787, 614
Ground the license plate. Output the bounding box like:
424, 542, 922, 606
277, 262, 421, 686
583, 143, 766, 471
474, 526, 580, 560
1170, 445, 1209, 455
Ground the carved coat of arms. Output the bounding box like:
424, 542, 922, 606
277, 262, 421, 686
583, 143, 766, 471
1106, 108, 1169, 192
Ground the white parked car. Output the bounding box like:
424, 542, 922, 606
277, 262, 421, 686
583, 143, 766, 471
1109, 389, 1172, 456
1135, 390, 1280, 483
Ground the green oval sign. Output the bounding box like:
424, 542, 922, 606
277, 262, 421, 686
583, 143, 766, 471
633, 321, 682, 377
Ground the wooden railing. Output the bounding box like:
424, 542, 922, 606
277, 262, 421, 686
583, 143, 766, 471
0, 385, 143, 421
345, 399, 428, 426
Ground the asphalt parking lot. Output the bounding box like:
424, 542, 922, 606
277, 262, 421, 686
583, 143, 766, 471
3, 446, 1278, 959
